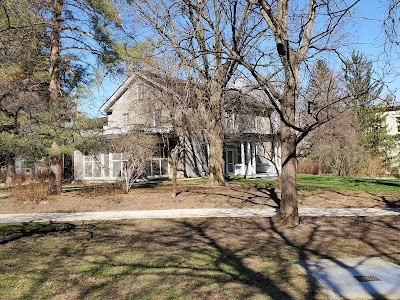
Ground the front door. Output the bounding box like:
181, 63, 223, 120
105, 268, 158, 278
226, 150, 235, 175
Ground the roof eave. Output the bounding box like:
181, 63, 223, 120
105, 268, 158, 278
99, 75, 137, 113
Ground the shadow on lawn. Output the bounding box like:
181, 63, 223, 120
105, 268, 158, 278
352, 178, 400, 188
2, 216, 400, 299
184, 184, 279, 208
0, 222, 76, 245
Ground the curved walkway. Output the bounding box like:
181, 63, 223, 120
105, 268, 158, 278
0, 207, 399, 223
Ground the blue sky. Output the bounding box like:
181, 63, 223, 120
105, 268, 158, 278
353, 1, 400, 95
81, 0, 400, 118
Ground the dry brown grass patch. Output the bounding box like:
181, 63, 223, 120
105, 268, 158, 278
10, 182, 49, 204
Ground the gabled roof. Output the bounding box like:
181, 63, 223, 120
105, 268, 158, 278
99, 75, 136, 113
100, 71, 175, 113
99, 70, 272, 116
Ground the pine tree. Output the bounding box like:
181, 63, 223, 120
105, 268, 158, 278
0, 0, 49, 185
344, 51, 393, 164
37, 0, 123, 194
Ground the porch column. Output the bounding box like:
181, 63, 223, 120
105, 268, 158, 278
246, 142, 251, 176
109, 153, 114, 178
274, 139, 281, 175
108, 153, 112, 179
240, 142, 245, 175
252, 143, 256, 175
159, 156, 162, 176
206, 143, 210, 168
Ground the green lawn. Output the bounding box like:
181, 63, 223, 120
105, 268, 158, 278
297, 174, 400, 193
229, 174, 400, 193
1, 217, 399, 299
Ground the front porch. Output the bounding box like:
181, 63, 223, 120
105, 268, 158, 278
223, 139, 280, 178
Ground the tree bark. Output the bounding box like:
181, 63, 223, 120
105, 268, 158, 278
208, 125, 225, 185
275, 69, 300, 226
171, 144, 179, 198
48, 141, 62, 194
208, 87, 225, 186
47, 0, 63, 195
5, 155, 15, 187
275, 123, 299, 226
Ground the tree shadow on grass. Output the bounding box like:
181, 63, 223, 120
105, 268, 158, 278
177, 184, 279, 208
176, 220, 294, 299
2, 216, 400, 299
0, 222, 76, 245
352, 178, 400, 188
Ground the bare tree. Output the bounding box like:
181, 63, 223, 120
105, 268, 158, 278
310, 111, 367, 176
226, 0, 360, 225
130, 68, 202, 197
155, 74, 196, 198
128, 0, 263, 185
109, 131, 157, 193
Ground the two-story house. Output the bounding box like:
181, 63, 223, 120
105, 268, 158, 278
73, 71, 280, 182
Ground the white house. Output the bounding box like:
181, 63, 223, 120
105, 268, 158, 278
383, 101, 400, 165
73, 71, 280, 182
384, 102, 400, 135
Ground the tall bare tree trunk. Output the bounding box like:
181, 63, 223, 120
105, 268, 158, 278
275, 72, 300, 226
48, 0, 63, 194
208, 124, 225, 185
277, 124, 299, 225
208, 90, 225, 186
171, 144, 179, 198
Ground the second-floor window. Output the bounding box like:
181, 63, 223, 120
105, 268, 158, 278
225, 110, 235, 131
123, 113, 129, 126
137, 83, 144, 101
154, 109, 162, 127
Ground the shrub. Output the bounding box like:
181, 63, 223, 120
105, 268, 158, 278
11, 182, 49, 204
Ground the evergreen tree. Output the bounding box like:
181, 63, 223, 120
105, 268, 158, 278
36, 0, 123, 194
305, 60, 340, 117
344, 51, 393, 164
0, 0, 50, 184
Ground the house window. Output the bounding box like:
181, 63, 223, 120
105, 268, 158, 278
112, 153, 127, 178
84, 155, 102, 178
153, 109, 162, 127
123, 113, 129, 126
137, 83, 144, 101
225, 110, 235, 131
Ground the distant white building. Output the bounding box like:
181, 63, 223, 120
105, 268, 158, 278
384, 102, 400, 135
383, 101, 400, 167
